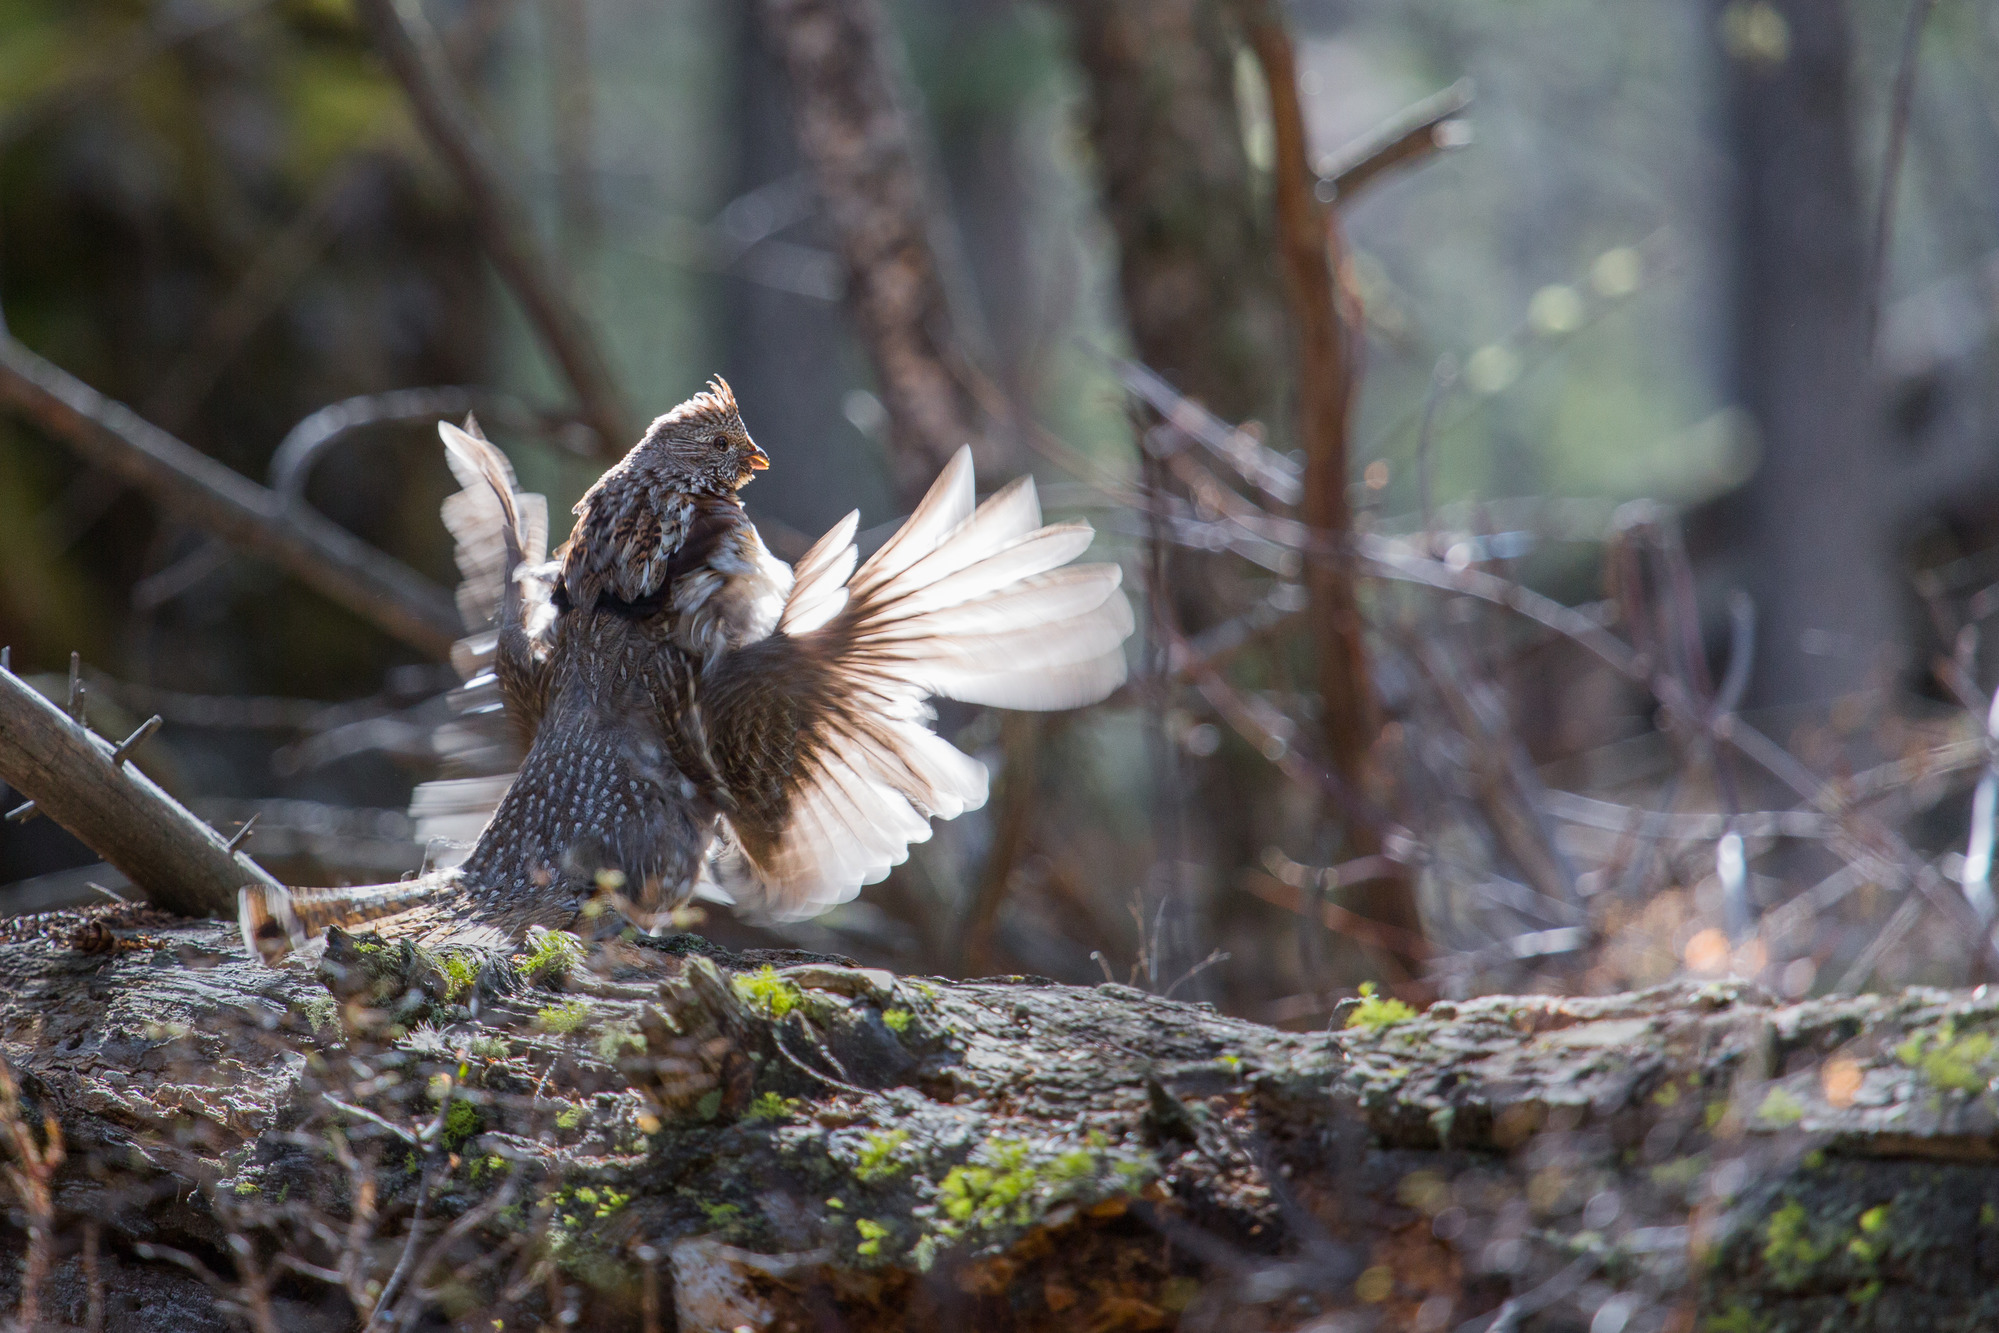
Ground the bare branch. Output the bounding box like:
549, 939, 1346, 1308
0, 661, 279, 917
1867, 0, 1935, 349
1317, 78, 1475, 204
353, 0, 633, 453
0, 333, 462, 658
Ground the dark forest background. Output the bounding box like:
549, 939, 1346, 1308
6, 0, 1999, 1022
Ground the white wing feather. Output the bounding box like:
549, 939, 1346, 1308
716, 446, 1132, 919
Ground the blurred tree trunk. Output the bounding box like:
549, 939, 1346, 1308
1062, 0, 1286, 422
754, 0, 993, 507
1712, 0, 1902, 707
1064, 0, 1422, 985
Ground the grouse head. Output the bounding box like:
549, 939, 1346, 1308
557, 377, 771, 613
611, 376, 768, 497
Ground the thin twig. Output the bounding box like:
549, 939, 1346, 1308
1318, 78, 1474, 203
0, 1054, 64, 1333
1867, 0, 1936, 349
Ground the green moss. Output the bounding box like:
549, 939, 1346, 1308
694, 1089, 723, 1121
1762, 1201, 1830, 1289
1896, 1019, 1995, 1094
535, 999, 593, 1035
743, 1093, 800, 1123
1346, 982, 1418, 1032
1756, 1087, 1805, 1127
882, 1008, 913, 1034
467, 1154, 507, 1182
556, 1105, 586, 1130
732, 966, 804, 1020
1857, 1203, 1888, 1234
468, 1034, 510, 1060
855, 1217, 890, 1258
700, 1201, 742, 1229
232, 1180, 259, 1196
854, 1128, 912, 1182
1704, 1306, 1763, 1333
520, 930, 587, 984
438, 951, 479, 1001
567, 1185, 629, 1220
592, 1021, 645, 1062
298, 992, 339, 1037
931, 1136, 1150, 1246
442, 1098, 482, 1148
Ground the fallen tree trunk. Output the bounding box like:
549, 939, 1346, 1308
2, 905, 1998, 1331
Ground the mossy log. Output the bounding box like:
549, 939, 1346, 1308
3, 905, 1999, 1331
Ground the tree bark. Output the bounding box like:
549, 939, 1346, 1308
1712, 0, 1902, 707
1062, 0, 1287, 423
7, 905, 1999, 1330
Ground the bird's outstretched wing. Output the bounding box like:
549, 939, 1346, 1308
413, 420, 555, 860
700, 446, 1133, 919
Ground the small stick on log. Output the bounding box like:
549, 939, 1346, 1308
0, 662, 280, 917
352, 0, 633, 454
0, 334, 462, 659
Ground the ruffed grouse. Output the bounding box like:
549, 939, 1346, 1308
241, 379, 1133, 961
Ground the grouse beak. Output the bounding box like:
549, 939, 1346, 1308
747, 444, 770, 471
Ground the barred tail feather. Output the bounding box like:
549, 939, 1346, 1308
239, 873, 463, 964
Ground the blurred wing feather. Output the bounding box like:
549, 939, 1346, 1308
706, 446, 1130, 919
413, 420, 554, 860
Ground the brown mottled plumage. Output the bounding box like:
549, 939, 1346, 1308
242, 379, 1132, 963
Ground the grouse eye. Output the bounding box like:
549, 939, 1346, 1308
710, 435, 729, 449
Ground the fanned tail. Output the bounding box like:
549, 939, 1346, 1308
238, 871, 464, 964
712, 445, 1133, 918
